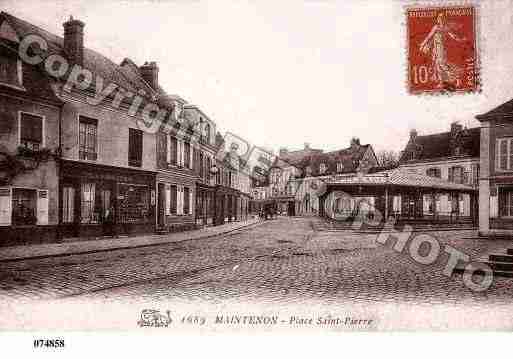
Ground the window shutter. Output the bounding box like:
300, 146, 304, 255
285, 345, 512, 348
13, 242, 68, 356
178, 186, 183, 215
448, 167, 454, 182
37, 190, 49, 225
189, 144, 194, 169
165, 184, 171, 215
0, 188, 12, 226
190, 189, 194, 216
184, 187, 189, 215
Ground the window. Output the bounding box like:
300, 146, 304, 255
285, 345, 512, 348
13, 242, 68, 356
81, 182, 97, 223
0, 53, 21, 87
184, 142, 191, 169
128, 128, 143, 167
170, 185, 177, 214
204, 123, 211, 144
79, 116, 98, 161
157, 132, 168, 169
499, 187, 513, 217
184, 187, 190, 215
426, 168, 441, 178
320, 163, 327, 174
497, 138, 513, 171
11, 188, 37, 225
337, 162, 344, 172
19, 112, 43, 151
169, 136, 178, 165
305, 166, 312, 176
62, 186, 75, 223
199, 152, 204, 178
448, 166, 463, 184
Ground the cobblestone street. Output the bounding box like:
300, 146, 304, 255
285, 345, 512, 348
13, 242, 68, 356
2, 217, 513, 306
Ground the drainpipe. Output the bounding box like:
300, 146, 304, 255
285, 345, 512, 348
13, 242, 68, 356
56, 103, 64, 240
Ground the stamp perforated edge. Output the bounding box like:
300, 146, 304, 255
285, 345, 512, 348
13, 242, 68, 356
402, 0, 482, 96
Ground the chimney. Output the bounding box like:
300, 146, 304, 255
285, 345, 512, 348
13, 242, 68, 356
63, 16, 85, 66
304, 142, 310, 150
350, 137, 360, 148
410, 129, 417, 141
450, 121, 462, 135
140, 61, 159, 90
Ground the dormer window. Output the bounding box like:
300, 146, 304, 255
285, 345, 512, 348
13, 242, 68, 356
337, 162, 344, 172
0, 52, 22, 89
319, 163, 327, 174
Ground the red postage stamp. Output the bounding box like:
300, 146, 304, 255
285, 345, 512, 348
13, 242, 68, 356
407, 5, 478, 94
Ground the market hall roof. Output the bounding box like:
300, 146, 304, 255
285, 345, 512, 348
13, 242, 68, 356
325, 168, 476, 192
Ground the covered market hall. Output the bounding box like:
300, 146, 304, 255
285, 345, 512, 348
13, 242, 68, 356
318, 168, 478, 227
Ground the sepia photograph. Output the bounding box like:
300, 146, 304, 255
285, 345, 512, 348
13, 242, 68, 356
0, 0, 513, 353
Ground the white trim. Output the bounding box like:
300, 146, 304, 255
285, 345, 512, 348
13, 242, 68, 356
18, 110, 45, 149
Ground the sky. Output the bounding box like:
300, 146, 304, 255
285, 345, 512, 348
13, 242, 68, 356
3, 0, 513, 154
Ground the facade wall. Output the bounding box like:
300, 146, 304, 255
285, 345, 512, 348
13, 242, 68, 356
60, 97, 156, 172
0, 94, 61, 245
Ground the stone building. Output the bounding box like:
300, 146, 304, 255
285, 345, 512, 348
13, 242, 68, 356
399, 122, 479, 220
0, 12, 63, 244
476, 99, 513, 236
267, 139, 378, 216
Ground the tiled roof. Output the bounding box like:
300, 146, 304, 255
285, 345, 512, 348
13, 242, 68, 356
1, 11, 181, 111
399, 127, 480, 163
326, 168, 475, 191
476, 99, 513, 120
299, 145, 371, 176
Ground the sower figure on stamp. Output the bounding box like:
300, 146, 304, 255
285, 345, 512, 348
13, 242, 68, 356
419, 12, 466, 89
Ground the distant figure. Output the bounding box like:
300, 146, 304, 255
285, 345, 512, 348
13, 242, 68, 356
103, 206, 115, 237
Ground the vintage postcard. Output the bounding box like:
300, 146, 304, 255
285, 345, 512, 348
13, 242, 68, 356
1, 0, 513, 354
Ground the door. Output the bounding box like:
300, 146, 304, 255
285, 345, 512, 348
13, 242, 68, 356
287, 201, 295, 216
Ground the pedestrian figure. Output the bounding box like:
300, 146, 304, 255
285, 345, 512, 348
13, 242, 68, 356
103, 205, 115, 238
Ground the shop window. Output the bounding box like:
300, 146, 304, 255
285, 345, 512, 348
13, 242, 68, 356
184, 142, 191, 169
11, 188, 37, 225
128, 128, 143, 167
170, 185, 177, 214
426, 168, 441, 178
497, 138, 513, 171
0, 53, 22, 87
117, 184, 150, 223
499, 187, 513, 217
62, 186, 75, 223
184, 187, 190, 215
19, 112, 43, 151
81, 182, 98, 223
79, 116, 98, 161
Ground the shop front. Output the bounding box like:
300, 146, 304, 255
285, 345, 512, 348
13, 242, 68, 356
59, 160, 156, 239
196, 182, 215, 226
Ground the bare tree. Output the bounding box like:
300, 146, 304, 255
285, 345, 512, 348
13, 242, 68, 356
376, 150, 400, 169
